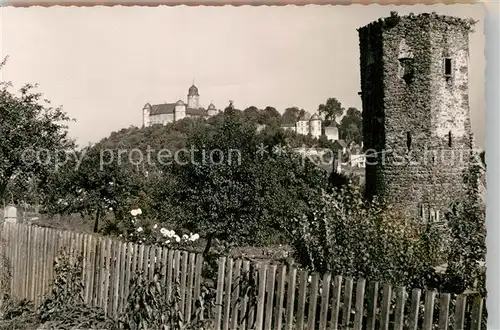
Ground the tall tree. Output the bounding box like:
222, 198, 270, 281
243, 106, 260, 123
159, 110, 329, 255
0, 57, 74, 201
318, 98, 344, 125
339, 107, 362, 145
42, 146, 146, 233
281, 107, 302, 125
260, 106, 281, 127
262, 106, 280, 120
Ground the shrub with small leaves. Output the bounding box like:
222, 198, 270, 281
288, 182, 444, 289
36, 248, 116, 330
119, 268, 213, 330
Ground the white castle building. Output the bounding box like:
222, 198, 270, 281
281, 112, 322, 139
142, 85, 219, 127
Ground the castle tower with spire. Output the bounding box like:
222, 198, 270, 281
187, 84, 200, 109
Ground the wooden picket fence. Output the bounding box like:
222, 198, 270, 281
0, 222, 487, 329
214, 257, 486, 330
0, 222, 204, 321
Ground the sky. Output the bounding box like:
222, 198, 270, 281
0, 3, 485, 148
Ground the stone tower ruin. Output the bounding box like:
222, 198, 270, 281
358, 12, 478, 218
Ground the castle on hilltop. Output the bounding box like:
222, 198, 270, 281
142, 85, 219, 127
359, 12, 480, 218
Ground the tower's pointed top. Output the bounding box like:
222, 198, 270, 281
188, 84, 199, 96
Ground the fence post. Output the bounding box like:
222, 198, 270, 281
393, 287, 406, 330
214, 256, 226, 330
454, 294, 467, 330
285, 267, 297, 330
380, 283, 392, 330
470, 296, 484, 330
185, 252, 196, 323
180, 250, 189, 316
422, 290, 436, 330
329, 275, 343, 330
318, 273, 331, 330
353, 278, 366, 330
296, 270, 308, 330
307, 272, 320, 330
408, 288, 422, 330
274, 265, 287, 330
194, 253, 203, 320
254, 263, 268, 330
264, 264, 277, 330
438, 293, 450, 330
222, 258, 233, 330
365, 281, 379, 330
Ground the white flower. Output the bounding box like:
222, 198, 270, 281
153, 224, 158, 229
109, 207, 113, 211
160, 228, 168, 237
308, 275, 312, 283
165, 240, 170, 244
189, 233, 200, 242
130, 208, 142, 216
174, 235, 181, 243
137, 227, 143, 232
182, 234, 189, 241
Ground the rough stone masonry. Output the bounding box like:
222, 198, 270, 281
358, 12, 479, 219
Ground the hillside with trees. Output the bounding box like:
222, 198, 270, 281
33, 102, 485, 294
0, 71, 486, 328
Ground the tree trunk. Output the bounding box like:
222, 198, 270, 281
203, 234, 213, 257
0, 181, 8, 202
93, 208, 101, 233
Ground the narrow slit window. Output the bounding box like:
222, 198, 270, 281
448, 131, 452, 147
406, 131, 412, 151
444, 58, 452, 77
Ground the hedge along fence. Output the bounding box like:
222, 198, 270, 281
0, 222, 204, 321
0, 222, 487, 329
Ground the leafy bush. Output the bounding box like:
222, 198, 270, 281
0, 297, 33, 321
37, 249, 116, 330
287, 182, 444, 289
0, 300, 38, 330
119, 269, 214, 330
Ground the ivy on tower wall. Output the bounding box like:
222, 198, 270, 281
358, 12, 478, 219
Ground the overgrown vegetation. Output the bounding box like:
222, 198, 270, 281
0, 248, 222, 330
35, 102, 485, 296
